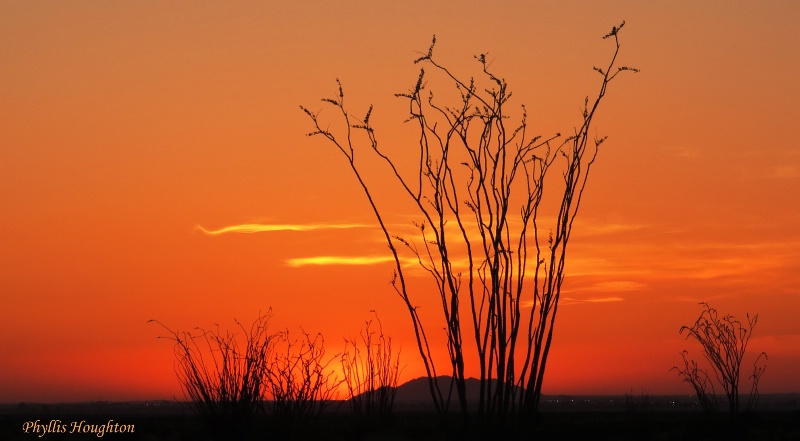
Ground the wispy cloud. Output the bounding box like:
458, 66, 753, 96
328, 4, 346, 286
561, 281, 646, 294
286, 256, 396, 267
197, 223, 370, 235
521, 296, 624, 308
563, 296, 625, 304
286, 254, 428, 268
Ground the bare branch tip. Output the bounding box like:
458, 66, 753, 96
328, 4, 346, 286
603, 21, 626, 39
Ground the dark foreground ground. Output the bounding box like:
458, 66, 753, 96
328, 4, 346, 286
2, 396, 798, 441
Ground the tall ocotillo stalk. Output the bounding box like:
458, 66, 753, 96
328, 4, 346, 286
302, 23, 637, 424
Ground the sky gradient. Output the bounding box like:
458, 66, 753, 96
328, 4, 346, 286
2, 1, 799, 402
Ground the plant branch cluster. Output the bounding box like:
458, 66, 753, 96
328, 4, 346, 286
152, 310, 404, 438
673, 303, 768, 413
266, 329, 340, 426
302, 22, 637, 427
341, 313, 402, 425
150, 311, 341, 437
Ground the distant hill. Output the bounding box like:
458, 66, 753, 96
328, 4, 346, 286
377, 377, 800, 412
392, 376, 522, 404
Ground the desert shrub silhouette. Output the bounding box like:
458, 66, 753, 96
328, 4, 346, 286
302, 22, 637, 429
152, 311, 341, 440
341, 312, 401, 428
150, 311, 276, 440
673, 302, 767, 414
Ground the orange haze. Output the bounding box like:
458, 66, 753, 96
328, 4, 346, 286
2, 2, 799, 403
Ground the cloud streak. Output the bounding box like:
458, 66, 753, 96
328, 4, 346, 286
286, 256, 396, 267
197, 223, 370, 235
521, 296, 624, 308
286, 255, 425, 268
564, 296, 625, 304
562, 281, 646, 294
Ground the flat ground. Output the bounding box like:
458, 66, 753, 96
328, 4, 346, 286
2, 397, 798, 440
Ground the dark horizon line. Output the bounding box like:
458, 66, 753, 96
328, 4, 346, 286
3, 392, 799, 407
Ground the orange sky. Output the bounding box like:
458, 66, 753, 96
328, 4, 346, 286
2, 1, 799, 403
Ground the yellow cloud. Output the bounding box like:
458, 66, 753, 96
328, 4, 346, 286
559, 296, 625, 306
197, 223, 370, 235
286, 256, 396, 267
521, 296, 624, 308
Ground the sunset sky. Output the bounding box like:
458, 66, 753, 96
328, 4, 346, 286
2, 1, 799, 403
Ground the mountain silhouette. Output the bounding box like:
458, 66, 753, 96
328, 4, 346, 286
376, 376, 522, 404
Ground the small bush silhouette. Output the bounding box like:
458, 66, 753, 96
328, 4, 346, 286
152, 311, 341, 439
266, 328, 341, 436
341, 313, 401, 426
624, 389, 652, 414
149, 311, 276, 439
672, 302, 767, 413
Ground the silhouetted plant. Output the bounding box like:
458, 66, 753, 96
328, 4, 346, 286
149, 311, 276, 439
302, 22, 636, 426
341, 312, 401, 425
265, 329, 341, 435
672, 302, 767, 414
674, 349, 721, 412
624, 389, 652, 413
